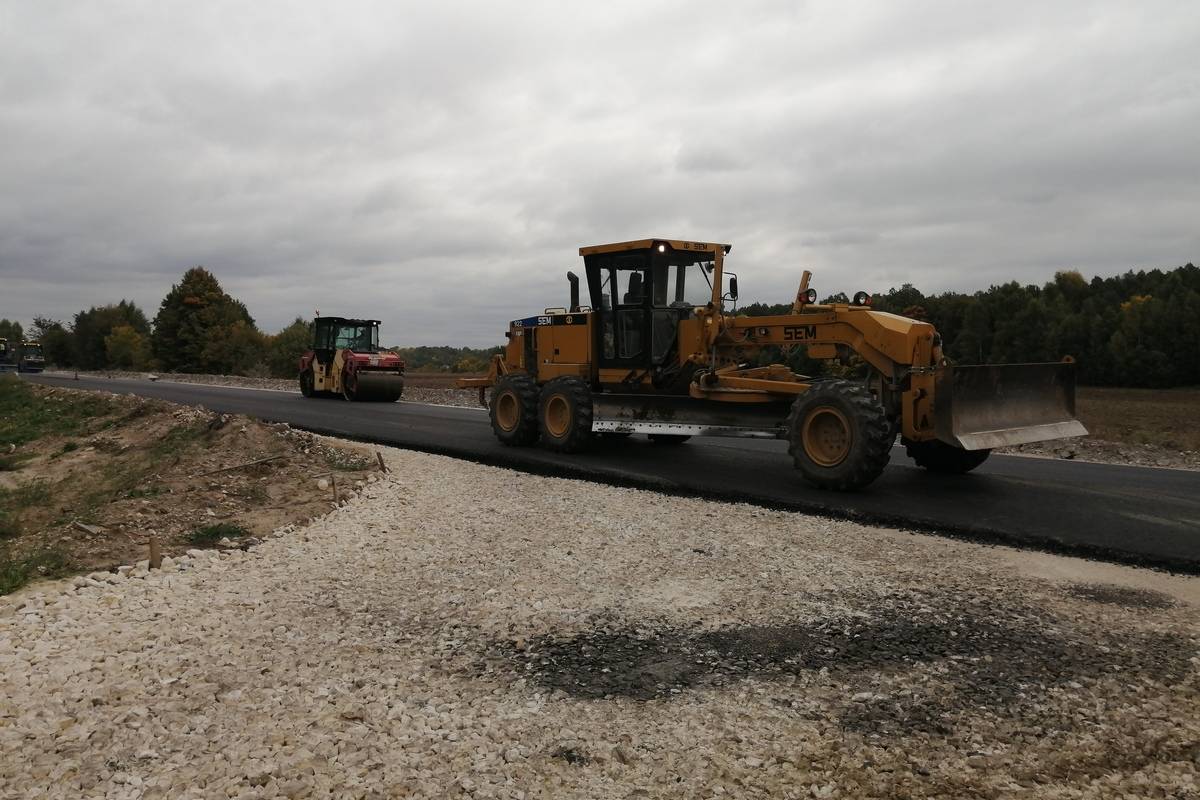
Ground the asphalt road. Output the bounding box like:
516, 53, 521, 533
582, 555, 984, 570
26, 373, 1200, 571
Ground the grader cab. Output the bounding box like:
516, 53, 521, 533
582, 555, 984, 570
459, 238, 1086, 490
299, 317, 405, 402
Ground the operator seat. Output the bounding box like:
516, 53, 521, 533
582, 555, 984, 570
623, 272, 644, 305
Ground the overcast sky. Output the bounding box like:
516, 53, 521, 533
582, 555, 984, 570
1, 1, 1197, 346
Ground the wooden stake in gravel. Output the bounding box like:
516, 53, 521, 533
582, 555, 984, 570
331, 474, 338, 504
148, 536, 162, 569
376, 451, 388, 473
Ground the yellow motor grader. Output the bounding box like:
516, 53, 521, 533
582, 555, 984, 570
460, 238, 1085, 490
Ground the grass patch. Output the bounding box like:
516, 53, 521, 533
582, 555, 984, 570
53, 441, 79, 458
0, 376, 119, 448
234, 484, 268, 503
323, 449, 374, 472
0, 548, 72, 596
0, 511, 17, 540
0, 481, 54, 540
0, 480, 52, 510
0, 452, 30, 471
188, 522, 250, 547
149, 421, 209, 460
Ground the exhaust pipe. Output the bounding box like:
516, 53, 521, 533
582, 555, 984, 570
567, 271, 580, 312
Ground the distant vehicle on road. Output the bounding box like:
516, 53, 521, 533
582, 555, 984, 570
0, 338, 15, 373
299, 317, 405, 402
17, 341, 45, 373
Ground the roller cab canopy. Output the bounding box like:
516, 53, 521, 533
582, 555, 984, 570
312, 317, 382, 354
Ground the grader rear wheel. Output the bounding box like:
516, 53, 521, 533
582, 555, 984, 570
538, 376, 593, 453
490, 375, 540, 446
787, 379, 892, 490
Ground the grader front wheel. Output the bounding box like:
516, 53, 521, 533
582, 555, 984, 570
491, 375, 540, 446
538, 377, 593, 453
787, 380, 892, 490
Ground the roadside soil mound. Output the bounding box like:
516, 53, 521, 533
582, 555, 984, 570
0, 377, 377, 593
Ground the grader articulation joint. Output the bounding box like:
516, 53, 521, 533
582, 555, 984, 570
459, 238, 1086, 490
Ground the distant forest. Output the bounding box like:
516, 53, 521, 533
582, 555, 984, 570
2, 262, 1196, 387
741, 263, 1200, 388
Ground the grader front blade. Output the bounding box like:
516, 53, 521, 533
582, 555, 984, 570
935, 362, 1086, 450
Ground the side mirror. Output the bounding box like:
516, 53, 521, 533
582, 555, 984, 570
729, 275, 739, 300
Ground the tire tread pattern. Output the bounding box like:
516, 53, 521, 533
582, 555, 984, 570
491, 374, 540, 446
539, 376, 593, 453
787, 379, 892, 490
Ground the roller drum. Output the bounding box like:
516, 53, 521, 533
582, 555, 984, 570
349, 371, 405, 402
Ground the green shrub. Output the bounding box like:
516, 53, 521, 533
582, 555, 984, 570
188, 522, 250, 546
0, 548, 71, 595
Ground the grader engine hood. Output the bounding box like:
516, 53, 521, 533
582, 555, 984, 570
935, 361, 1087, 450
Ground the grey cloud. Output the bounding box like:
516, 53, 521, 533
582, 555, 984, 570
1, 1, 1197, 346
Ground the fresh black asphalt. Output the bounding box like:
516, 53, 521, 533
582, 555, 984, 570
26, 373, 1200, 571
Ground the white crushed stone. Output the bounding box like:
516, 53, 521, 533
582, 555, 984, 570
1, 447, 1198, 799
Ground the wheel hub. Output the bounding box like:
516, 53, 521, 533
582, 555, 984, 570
802, 406, 852, 467
496, 392, 519, 431
545, 395, 570, 437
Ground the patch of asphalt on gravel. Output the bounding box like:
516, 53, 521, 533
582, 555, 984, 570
1063, 582, 1177, 610
495, 592, 1189, 718
2, 446, 1199, 799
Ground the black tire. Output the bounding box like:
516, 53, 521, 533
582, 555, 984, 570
299, 370, 315, 398
538, 376, 593, 453
648, 434, 691, 445
904, 439, 991, 474
490, 374, 540, 446
787, 379, 891, 491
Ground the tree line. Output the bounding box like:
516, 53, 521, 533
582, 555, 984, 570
739, 262, 1199, 388
0, 267, 500, 378
3, 262, 1196, 386
0, 268, 309, 378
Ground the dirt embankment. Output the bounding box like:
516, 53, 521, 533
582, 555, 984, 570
0, 377, 380, 594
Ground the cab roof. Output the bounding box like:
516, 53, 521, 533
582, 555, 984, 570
579, 238, 731, 256
315, 317, 381, 326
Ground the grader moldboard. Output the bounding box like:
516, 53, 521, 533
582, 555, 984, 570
299, 316, 406, 402
460, 238, 1087, 491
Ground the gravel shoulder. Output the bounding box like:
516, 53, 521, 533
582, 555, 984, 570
2, 446, 1198, 799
